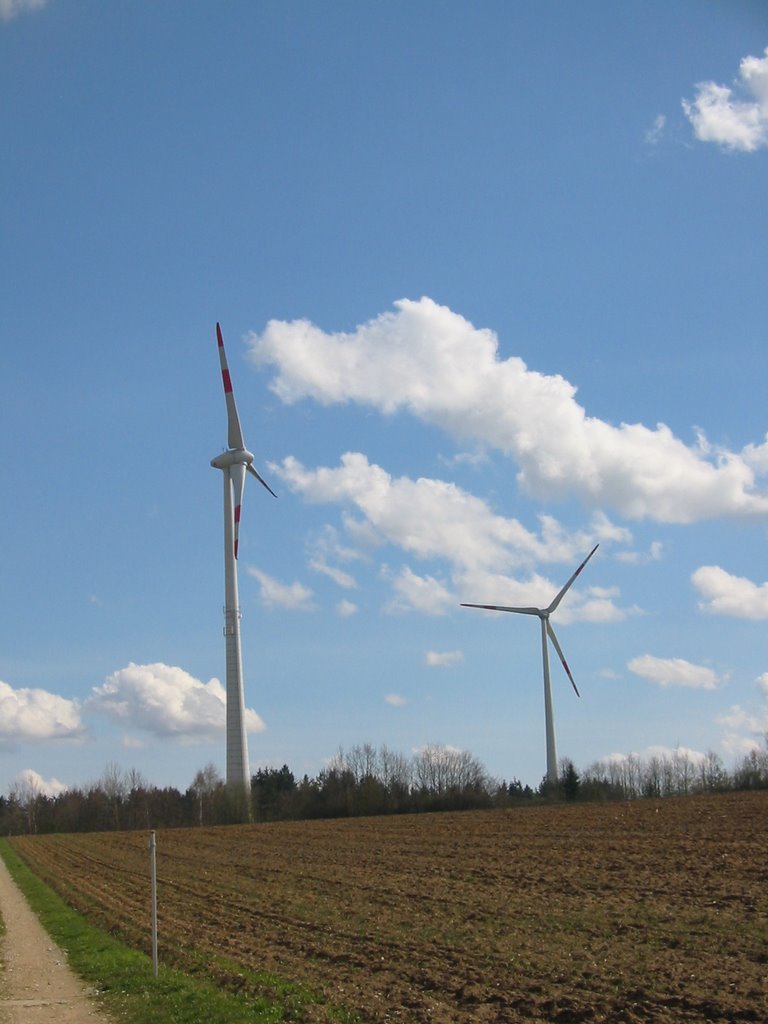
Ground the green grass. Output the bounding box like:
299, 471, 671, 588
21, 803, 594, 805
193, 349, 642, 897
0, 840, 354, 1024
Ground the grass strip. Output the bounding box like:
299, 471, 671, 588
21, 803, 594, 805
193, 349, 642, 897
0, 839, 350, 1024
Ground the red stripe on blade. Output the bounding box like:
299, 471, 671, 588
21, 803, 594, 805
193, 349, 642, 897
222, 369, 233, 393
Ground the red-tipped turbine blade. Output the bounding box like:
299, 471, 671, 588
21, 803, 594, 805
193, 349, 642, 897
247, 462, 277, 498
217, 323, 245, 451
546, 621, 580, 697
546, 544, 599, 615
230, 463, 246, 560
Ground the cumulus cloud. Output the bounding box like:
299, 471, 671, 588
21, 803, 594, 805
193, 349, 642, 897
274, 453, 616, 572
274, 452, 530, 570
0, 0, 47, 21
0, 680, 85, 747
572, 585, 637, 624
425, 650, 464, 668
249, 298, 768, 523
603, 745, 706, 766
383, 565, 455, 616
628, 654, 720, 690
86, 662, 265, 740
718, 674, 768, 755
615, 540, 664, 565
683, 49, 768, 152
12, 767, 68, 798
692, 565, 768, 620
459, 574, 628, 626
273, 451, 627, 621
247, 567, 315, 610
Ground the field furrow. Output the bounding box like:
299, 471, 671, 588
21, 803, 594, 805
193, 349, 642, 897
11, 792, 768, 1023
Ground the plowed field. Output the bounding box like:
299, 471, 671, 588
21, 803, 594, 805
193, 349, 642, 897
10, 792, 768, 1023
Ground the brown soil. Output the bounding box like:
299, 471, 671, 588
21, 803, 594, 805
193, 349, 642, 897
0, 853, 111, 1023
10, 791, 768, 1023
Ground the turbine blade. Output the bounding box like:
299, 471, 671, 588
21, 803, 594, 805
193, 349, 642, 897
217, 323, 245, 450
546, 543, 599, 615
247, 462, 278, 498
230, 463, 246, 560
460, 603, 540, 615
547, 621, 580, 697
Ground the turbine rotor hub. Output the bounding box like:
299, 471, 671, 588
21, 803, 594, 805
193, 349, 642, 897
211, 448, 255, 470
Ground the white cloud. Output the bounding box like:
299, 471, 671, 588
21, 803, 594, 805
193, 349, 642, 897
250, 298, 768, 523
720, 732, 763, 758
692, 565, 768, 620
274, 453, 611, 572
273, 454, 627, 620
718, 704, 765, 733
383, 565, 455, 616
12, 768, 68, 798
575, 586, 636, 624
742, 434, 768, 473
0, 0, 47, 21
627, 654, 720, 690
644, 744, 706, 765
424, 650, 464, 668
385, 693, 408, 706
247, 567, 315, 610
615, 540, 664, 565
682, 48, 768, 152
306, 525, 364, 589
457, 572, 629, 625
603, 745, 706, 766
718, 674, 768, 755
644, 114, 666, 145
86, 662, 265, 740
0, 680, 85, 746
309, 557, 357, 589
337, 599, 358, 617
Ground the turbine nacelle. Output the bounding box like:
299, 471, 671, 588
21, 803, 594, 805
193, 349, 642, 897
211, 447, 255, 470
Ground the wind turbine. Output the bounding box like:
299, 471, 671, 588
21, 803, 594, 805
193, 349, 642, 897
461, 544, 598, 786
210, 322, 275, 810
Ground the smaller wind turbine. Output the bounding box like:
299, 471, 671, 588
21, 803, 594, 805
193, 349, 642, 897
211, 322, 275, 811
461, 544, 598, 785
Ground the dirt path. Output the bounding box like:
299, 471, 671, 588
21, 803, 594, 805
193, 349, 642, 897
0, 853, 111, 1023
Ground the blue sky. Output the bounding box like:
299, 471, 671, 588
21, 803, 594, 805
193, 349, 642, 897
2, 0, 768, 797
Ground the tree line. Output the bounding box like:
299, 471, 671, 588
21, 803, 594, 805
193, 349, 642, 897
2, 740, 766, 835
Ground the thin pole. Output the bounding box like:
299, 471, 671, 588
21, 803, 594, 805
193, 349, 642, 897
149, 830, 158, 977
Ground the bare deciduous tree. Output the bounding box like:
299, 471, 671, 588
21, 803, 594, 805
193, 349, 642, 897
190, 762, 223, 826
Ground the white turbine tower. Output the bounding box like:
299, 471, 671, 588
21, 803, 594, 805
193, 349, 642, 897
211, 322, 275, 812
461, 544, 598, 786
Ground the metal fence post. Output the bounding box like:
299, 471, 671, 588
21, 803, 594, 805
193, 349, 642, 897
149, 830, 158, 977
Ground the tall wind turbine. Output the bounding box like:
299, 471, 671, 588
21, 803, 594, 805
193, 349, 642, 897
211, 322, 275, 809
461, 544, 598, 785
